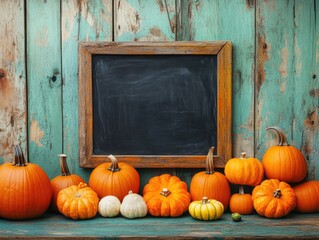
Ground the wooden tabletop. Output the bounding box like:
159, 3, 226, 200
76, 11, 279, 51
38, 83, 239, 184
0, 212, 318, 239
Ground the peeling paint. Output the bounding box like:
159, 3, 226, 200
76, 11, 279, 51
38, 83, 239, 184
279, 36, 288, 78
61, 0, 79, 42
233, 133, 254, 158
0, 69, 13, 109
295, 43, 302, 77
309, 88, 319, 97
30, 120, 44, 147
257, 36, 270, 93
280, 80, 287, 93
156, 0, 164, 12
116, 0, 141, 37
304, 108, 318, 130
138, 27, 168, 41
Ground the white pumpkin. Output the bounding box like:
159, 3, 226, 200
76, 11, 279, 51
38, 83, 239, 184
98, 195, 121, 217
120, 191, 147, 219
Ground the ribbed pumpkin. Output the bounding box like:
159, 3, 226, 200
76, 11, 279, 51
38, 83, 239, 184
50, 154, 84, 212
190, 147, 231, 209
57, 182, 99, 220
0, 145, 52, 220
229, 186, 254, 215
252, 179, 296, 218
89, 155, 140, 201
293, 180, 319, 213
143, 174, 191, 217
188, 197, 224, 221
225, 152, 264, 186
262, 126, 307, 183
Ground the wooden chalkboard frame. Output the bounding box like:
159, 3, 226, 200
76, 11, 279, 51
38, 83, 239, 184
78, 41, 232, 168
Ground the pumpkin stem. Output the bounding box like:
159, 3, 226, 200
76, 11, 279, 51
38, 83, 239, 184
205, 147, 215, 174
59, 154, 71, 176
108, 154, 121, 172
238, 185, 245, 195
266, 126, 289, 146
160, 188, 171, 197
13, 145, 27, 166
201, 197, 209, 204
240, 152, 246, 159
273, 189, 282, 198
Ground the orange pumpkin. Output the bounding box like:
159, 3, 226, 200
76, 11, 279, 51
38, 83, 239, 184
262, 126, 307, 183
229, 186, 254, 215
143, 174, 191, 217
293, 180, 319, 213
89, 155, 140, 201
0, 145, 52, 220
190, 147, 231, 209
225, 152, 264, 186
57, 182, 99, 220
50, 154, 84, 212
252, 179, 296, 218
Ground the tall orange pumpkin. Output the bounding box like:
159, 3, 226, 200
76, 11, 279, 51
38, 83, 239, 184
190, 147, 231, 209
89, 155, 140, 201
262, 126, 307, 183
0, 145, 52, 220
293, 180, 319, 213
50, 154, 84, 212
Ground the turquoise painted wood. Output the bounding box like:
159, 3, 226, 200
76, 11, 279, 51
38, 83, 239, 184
0, 0, 26, 164
255, 0, 319, 180
0, 212, 319, 239
27, 0, 62, 177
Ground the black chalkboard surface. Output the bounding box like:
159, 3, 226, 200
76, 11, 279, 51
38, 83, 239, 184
92, 55, 217, 155
78, 41, 232, 168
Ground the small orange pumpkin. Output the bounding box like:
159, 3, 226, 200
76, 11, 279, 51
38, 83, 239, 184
262, 126, 307, 183
143, 174, 191, 217
293, 180, 319, 213
229, 186, 254, 215
190, 147, 231, 209
50, 154, 84, 212
225, 152, 264, 186
57, 182, 99, 220
89, 155, 140, 201
252, 179, 296, 218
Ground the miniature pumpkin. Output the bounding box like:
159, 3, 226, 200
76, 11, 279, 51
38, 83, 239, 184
98, 195, 121, 217
143, 174, 191, 217
89, 155, 140, 201
188, 197, 224, 221
252, 179, 296, 218
293, 180, 319, 213
50, 154, 84, 212
262, 126, 307, 183
57, 182, 99, 220
225, 152, 264, 186
0, 145, 52, 220
190, 147, 231, 209
229, 186, 254, 215
120, 191, 148, 219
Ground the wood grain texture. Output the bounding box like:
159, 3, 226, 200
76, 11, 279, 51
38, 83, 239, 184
255, 0, 319, 180
0, 0, 26, 163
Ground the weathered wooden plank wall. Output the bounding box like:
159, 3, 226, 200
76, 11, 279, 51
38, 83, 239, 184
0, 0, 318, 185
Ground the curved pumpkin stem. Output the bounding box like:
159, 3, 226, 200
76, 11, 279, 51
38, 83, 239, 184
59, 154, 71, 176
108, 154, 121, 172
266, 126, 289, 146
13, 145, 27, 166
205, 147, 215, 174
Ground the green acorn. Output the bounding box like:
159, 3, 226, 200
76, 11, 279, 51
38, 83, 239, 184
232, 213, 242, 222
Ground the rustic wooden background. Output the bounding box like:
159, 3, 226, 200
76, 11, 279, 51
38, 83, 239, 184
0, 0, 318, 188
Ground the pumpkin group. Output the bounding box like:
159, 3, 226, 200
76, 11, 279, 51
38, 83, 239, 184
188, 197, 224, 221
0, 145, 52, 220
143, 174, 191, 217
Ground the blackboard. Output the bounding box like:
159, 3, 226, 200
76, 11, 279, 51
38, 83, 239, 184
78, 42, 232, 168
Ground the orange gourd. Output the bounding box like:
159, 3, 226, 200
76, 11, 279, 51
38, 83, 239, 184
143, 174, 191, 217
293, 180, 319, 213
190, 147, 231, 209
252, 179, 296, 218
50, 154, 84, 212
89, 155, 140, 201
57, 182, 99, 220
262, 126, 307, 183
229, 186, 254, 215
0, 145, 52, 220
225, 152, 264, 186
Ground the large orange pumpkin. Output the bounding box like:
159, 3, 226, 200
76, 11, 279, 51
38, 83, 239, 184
143, 174, 191, 217
89, 155, 140, 201
229, 186, 254, 215
50, 154, 84, 212
190, 147, 231, 209
262, 126, 307, 183
0, 145, 52, 220
252, 179, 296, 218
293, 180, 319, 213
225, 152, 264, 186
